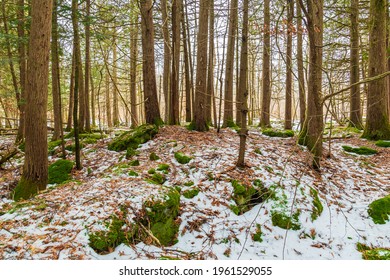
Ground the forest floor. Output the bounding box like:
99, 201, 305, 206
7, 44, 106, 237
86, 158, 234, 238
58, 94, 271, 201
0, 124, 389, 260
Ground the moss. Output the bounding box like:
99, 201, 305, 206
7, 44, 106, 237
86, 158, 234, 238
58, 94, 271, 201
357, 243, 390, 260
48, 140, 62, 154
157, 163, 170, 171
18, 142, 25, 152
82, 138, 98, 145
148, 168, 156, 174
252, 224, 263, 242
108, 124, 158, 152
183, 181, 194, 187
182, 188, 200, 199
13, 177, 45, 201
342, 145, 378, 155
65, 143, 84, 152
149, 152, 160, 161
128, 170, 138, 177
174, 152, 192, 164
375, 140, 390, 148
254, 148, 262, 155
126, 147, 139, 159
226, 119, 240, 131
143, 188, 181, 246
271, 211, 301, 230
262, 129, 294, 138
147, 173, 166, 185
368, 195, 390, 224
186, 121, 196, 131
230, 179, 270, 215
310, 187, 323, 221
48, 159, 73, 184
129, 160, 140, 166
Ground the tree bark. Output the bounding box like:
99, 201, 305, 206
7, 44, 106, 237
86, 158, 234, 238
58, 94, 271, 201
14, 0, 53, 200
66, 52, 75, 131
349, 0, 362, 129
223, 0, 238, 127
139, 0, 162, 125
161, 0, 171, 123
84, 0, 91, 132
297, 5, 306, 128
260, 0, 271, 128
237, 0, 249, 167
206, 0, 214, 125
298, 0, 324, 170
192, 0, 209, 131
182, 3, 192, 122
285, 0, 294, 130
130, 9, 139, 128
112, 26, 120, 126
362, 0, 390, 139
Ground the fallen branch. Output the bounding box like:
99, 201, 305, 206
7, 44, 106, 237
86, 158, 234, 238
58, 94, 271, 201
0, 148, 18, 167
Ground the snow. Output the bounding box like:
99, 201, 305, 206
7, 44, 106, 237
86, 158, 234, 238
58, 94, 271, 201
0, 125, 389, 260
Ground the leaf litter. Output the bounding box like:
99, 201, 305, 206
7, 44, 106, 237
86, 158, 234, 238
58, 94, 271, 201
0, 125, 389, 260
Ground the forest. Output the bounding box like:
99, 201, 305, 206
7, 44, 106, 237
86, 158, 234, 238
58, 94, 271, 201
0, 0, 389, 260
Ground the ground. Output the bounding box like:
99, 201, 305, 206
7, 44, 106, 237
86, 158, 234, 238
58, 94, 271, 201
0, 124, 389, 260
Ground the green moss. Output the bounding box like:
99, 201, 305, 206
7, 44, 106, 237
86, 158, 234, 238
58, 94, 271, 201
128, 170, 138, 177
254, 148, 262, 155
108, 124, 158, 152
82, 138, 98, 145
271, 211, 301, 230
183, 181, 194, 187
148, 168, 156, 174
252, 224, 263, 242
368, 195, 390, 224
18, 142, 25, 152
157, 163, 170, 171
230, 179, 270, 215
375, 140, 390, 148
310, 187, 323, 221
126, 147, 139, 159
186, 121, 196, 131
147, 173, 166, 185
226, 119, 240, 131
182, 188, 200, 199
149, 152, 160, 161
342, 145, 378, 155
174, 152, 192, 164
65, 143, 84, 152
48, 140, 62, 154
262, 129, 294, 138
48, 159, 73, 184
129, 160, 140, 166
13, 177, 45, 201
357, 243, 390, 260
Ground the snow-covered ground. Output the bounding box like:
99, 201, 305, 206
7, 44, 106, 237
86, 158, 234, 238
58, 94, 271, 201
0, 125, 389, 260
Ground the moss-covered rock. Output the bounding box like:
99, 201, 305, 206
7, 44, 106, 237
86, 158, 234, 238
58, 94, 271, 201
230, 179, 271, 215
149, 152, 160, 161
342, 145, 378, 155
108, 124, 158, 152
368, 195, 390, 224
174, 152, 192, 164
65, 143, 84, 152
262, 129, 294, 138
310, 187, 323, 221
182, 188, 200, 199
183, 181, 194, 187
375, 140, 390, 148
48, 159, 73, 184
129, 160, 140, 166
147, 173, 166, 185
157, 163, 170, 172
357, 243, 390, 260
271, 211, 301, 230
48, 140, 63, 154
128, 170, 138, 177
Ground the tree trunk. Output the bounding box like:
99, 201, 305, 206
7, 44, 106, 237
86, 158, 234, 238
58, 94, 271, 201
161, 0, 170, 123
66, 52, 75, 131
84, 0, 91, 132
362, 0, 390, 139
349, 0, 362, 129
112, 27, 120, 126
16, 0, 27, 143
223, 0, 238, 127
182, 4, 192, 122
169, 0, 181, 125
139, 0, 162, 125
285, 0, 294, 130
51, 0, 62, 141
105, 70, 112, 128
237, 0, 249, 167
260, 0, 271, 128
130, 11, 139, 128
192, 0, 209, 131
14, 0, 53, 200
297, 5, 306, 128
298, 0, 324, 169
206, 0, 214, 125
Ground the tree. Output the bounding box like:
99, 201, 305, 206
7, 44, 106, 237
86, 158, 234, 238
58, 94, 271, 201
139, 0, 162, 125
349, 0, 362, 129
260, 0, 271, 128
112, 26, 120, 126
13, 0, 53, 200
285, 0, 294, 130
298, 0, 324, 170
237, 0, 249, 167
192, 0, 209, 131
206, 0, 215, 125
297, 4, 306, 128
223, 0, 238, 127
362, 0, 390, 139
84, 0, 92, 132
129, 1, 139, 128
